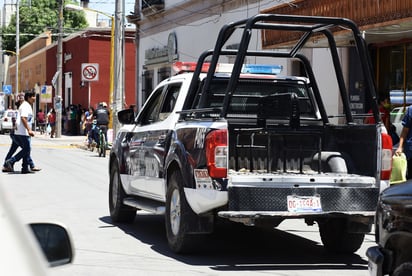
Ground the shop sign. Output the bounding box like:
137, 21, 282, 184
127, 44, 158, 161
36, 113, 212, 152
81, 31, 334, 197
145, 32, 178, 65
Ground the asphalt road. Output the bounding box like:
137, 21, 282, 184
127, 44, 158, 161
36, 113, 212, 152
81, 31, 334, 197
0, 132, 374, 276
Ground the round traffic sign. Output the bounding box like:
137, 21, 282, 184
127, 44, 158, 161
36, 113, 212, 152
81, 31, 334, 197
82, 65, 98, 80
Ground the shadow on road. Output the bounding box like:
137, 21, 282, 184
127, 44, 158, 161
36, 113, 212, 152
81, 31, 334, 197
99, 213, 367, 273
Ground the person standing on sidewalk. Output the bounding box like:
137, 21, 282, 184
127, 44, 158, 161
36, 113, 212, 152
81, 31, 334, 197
36, 109, 46, 134
47, 108, 56, 138
4, 91, 37, 174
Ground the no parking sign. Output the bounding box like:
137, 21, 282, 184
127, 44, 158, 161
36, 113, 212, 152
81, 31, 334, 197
81, 63, 99, 82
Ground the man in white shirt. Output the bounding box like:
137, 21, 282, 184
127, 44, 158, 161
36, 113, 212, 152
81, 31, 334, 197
4, 91, 36, 174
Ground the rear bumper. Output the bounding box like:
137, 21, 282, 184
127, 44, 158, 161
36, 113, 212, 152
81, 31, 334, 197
219, 210, 376, 219
227, 186, 379, 212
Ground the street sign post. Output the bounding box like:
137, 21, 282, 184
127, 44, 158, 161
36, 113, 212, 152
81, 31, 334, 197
81, 63, 99, 82
81, 63, 99, 108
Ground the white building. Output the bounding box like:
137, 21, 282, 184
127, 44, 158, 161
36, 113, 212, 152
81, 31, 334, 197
127, 0, 347, 119
127, 0, 412, 122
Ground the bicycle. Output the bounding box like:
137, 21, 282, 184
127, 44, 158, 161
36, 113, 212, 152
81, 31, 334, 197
98, 127, 106, 157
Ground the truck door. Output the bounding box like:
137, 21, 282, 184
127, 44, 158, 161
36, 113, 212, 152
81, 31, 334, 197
129, 82, 182, 200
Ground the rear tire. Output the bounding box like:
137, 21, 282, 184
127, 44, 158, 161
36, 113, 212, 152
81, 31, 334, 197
101, 134, 106, 157
318, 218, 365, 254
165, 170, 197, 253
109, 163, 136, 223
98, 140, 102, 157
98, 130, 106, 157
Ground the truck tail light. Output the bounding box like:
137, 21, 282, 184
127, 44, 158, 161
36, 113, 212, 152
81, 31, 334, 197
381, 133, 393, 180
205, 129, 227, 178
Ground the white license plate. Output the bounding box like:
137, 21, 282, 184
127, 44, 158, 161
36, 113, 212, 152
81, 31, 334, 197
287, 195, 322, 212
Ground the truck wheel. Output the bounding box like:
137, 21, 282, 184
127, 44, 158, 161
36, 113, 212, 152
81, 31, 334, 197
109, 164, 136, 223
393, 262, 412, 276
165, 170, 196, 253
318, 219, 364, 254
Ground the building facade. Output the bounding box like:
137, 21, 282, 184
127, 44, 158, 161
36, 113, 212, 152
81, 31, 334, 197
264, 0, 412, 111
5, 28, 136, 115
45, 28, 136, 111
6, 34, 51, 110
128, 0, 412, 115
128, 0, 285, 108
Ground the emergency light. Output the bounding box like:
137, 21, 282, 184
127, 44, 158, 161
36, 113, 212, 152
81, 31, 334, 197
242, 64, 283, 74
173, 62, 282, 75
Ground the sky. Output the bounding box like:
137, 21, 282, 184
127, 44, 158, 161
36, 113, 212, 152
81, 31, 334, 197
83, 0, 135, 16
0, 0, 135, 17
0, 0, 136, 30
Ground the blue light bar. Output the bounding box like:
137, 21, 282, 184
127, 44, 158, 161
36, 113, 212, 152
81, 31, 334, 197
242, 64, 283, 74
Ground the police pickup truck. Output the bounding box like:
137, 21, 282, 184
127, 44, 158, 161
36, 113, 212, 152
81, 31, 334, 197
109, 14, 393, 253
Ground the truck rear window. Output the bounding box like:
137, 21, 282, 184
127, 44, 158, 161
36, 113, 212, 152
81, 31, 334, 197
200, 78, 317, 119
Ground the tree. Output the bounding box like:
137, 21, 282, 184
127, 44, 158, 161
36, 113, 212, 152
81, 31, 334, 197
1, 0, 88, 53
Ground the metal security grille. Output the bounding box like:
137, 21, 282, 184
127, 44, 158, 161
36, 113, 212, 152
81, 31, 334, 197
228, 186, 379, 212
230, 128, 323, 174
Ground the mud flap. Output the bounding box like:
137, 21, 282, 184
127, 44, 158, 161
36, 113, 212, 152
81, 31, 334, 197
187, 212, 215, 234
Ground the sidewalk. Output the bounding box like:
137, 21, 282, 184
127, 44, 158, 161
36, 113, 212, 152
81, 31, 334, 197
32, 132, 87, 148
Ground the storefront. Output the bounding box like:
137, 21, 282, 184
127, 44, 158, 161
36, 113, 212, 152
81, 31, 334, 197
263, 0, 412, 112
372, 43, 412, 107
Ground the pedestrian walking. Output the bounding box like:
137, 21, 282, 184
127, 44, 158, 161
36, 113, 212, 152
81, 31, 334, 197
2, 96, 41, 173
4, 91, 37, 174
69, 105, 78, 135
84, 107, 95, 148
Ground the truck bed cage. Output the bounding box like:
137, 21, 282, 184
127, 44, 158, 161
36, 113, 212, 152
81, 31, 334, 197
231, 127, 323, 174
182, 14, 380, 125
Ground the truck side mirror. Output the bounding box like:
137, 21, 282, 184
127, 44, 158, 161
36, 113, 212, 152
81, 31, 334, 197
117, 108, 135, 125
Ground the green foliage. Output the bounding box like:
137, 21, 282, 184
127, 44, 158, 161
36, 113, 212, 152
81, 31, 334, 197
1, 0, 88, 53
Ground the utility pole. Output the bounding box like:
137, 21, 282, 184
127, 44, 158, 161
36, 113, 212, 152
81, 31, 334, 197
16, 0, 19, 101
113, 0, 125, 137
56, 0, 63, 138
126, 1, 141, 110
135, 2, 140, 110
